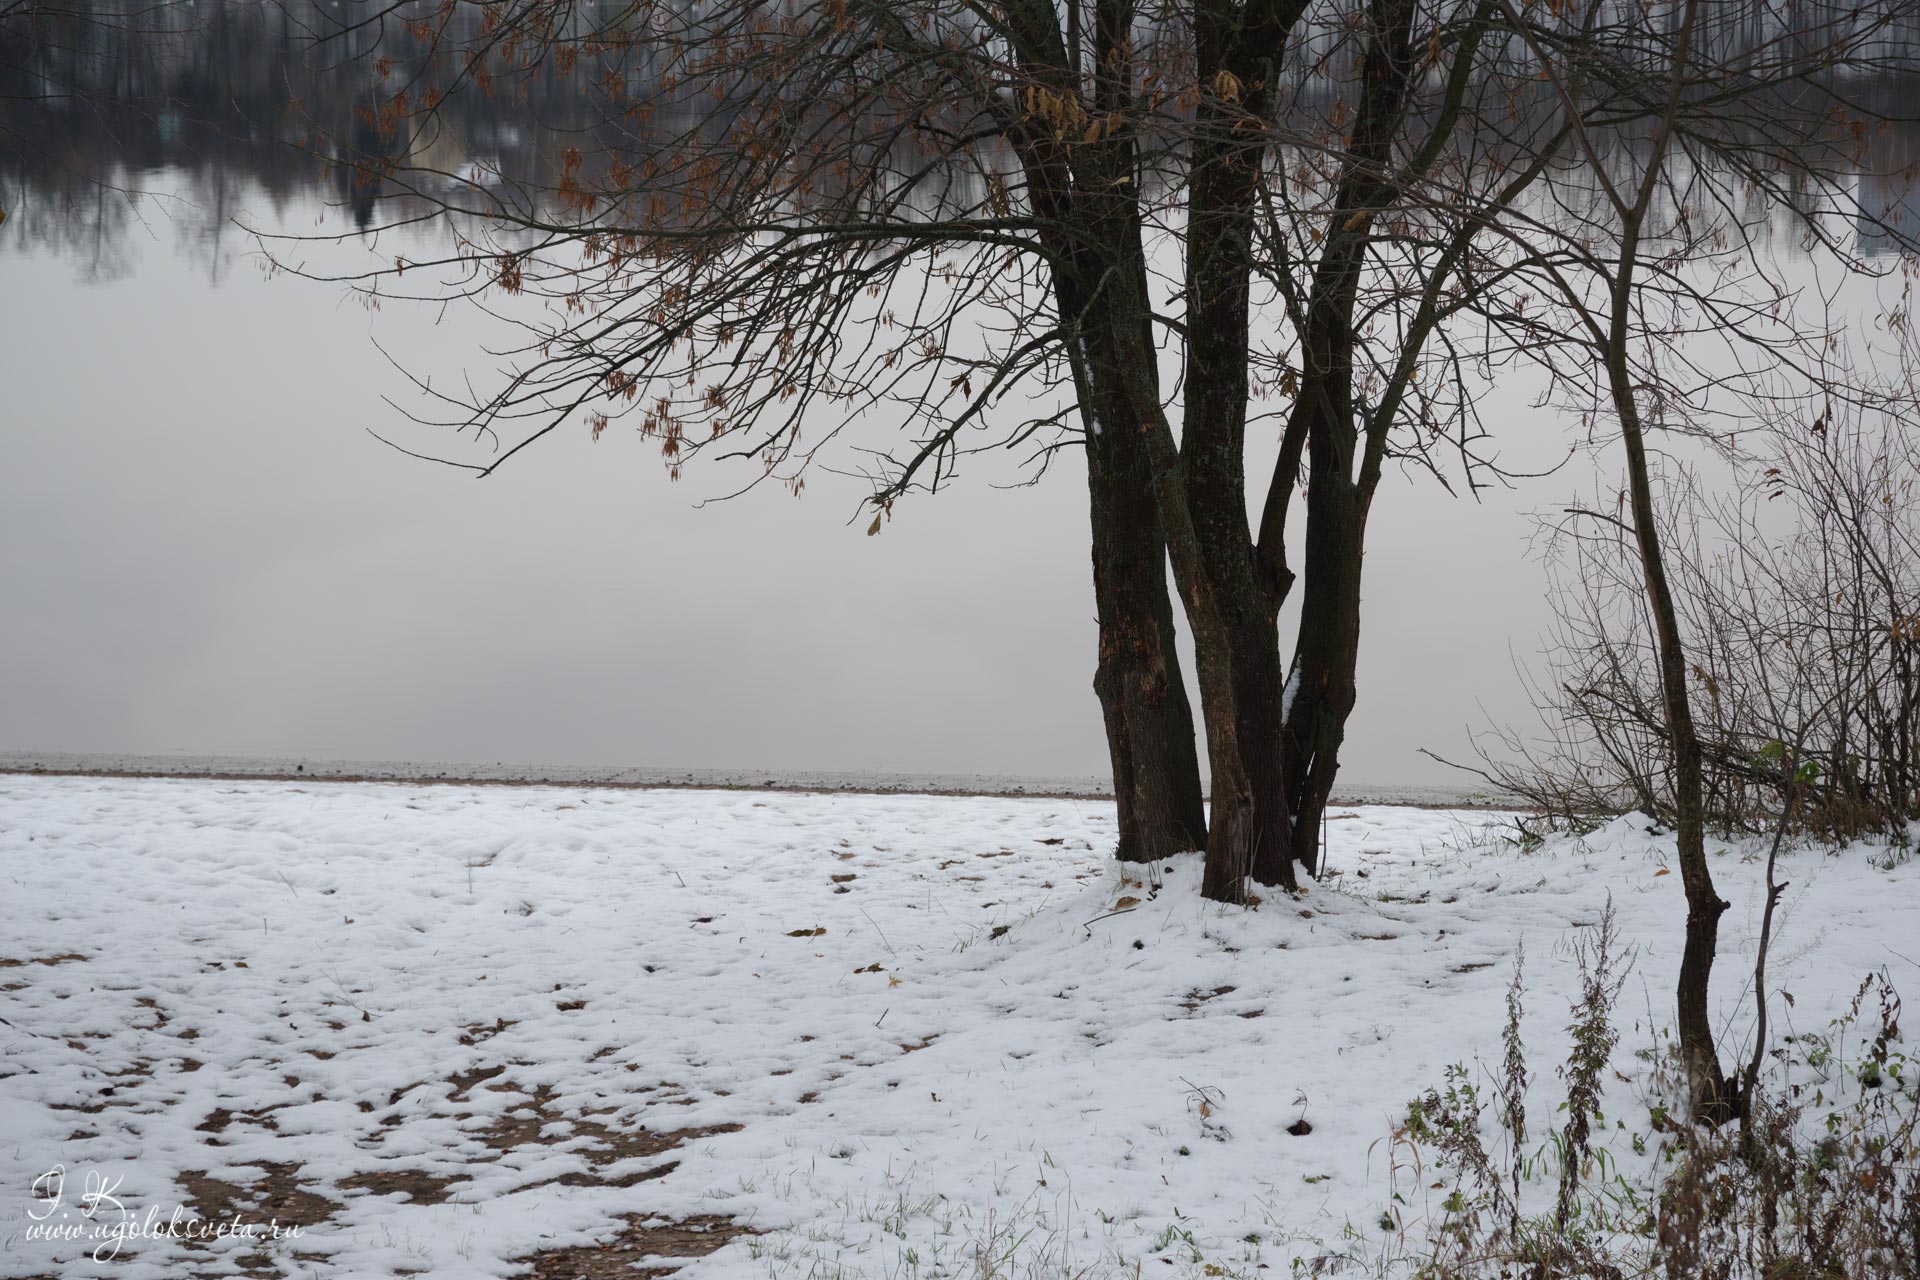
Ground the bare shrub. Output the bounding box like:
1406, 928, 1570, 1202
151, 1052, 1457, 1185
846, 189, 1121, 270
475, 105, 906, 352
1448, 374, 1920, 844
1406, 907, 1646, 1278
1657, 974, 1920, 1280
1404, 962, 1919, 1279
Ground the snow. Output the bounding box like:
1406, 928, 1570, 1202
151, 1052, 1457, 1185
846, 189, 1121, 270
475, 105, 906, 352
1074, 337, 1102, 436
0, 773, 1912, 1279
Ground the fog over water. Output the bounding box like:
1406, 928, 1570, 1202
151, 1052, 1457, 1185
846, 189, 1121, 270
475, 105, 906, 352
0, 190, 1546, 789
5, 10, 1914, 791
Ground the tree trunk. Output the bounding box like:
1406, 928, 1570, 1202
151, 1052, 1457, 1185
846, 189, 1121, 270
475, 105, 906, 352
1619, 406, 1736, 1126
1088, 425, 1209, 861
1077, 236, 1265, 902
1181, 234, 1296, 889
1280, 458, 1364, 877
1175, 1, 1308, 893
997, 0, 1213, 870
1568, 0, 1730, 1127
1260, 0, 1419, 882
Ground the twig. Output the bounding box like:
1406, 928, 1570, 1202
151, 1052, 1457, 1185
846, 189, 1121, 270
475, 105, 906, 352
1742, 767, 1798, 1122
1080, 907, 1137, 936
859, 906, 896, 956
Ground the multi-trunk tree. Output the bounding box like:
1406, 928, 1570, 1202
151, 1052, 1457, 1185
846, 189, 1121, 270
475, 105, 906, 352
319, 0, 1920, 1122
327, 0, 1579, 895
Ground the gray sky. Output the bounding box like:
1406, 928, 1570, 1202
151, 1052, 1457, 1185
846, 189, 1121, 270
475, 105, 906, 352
2, 176, 1573, 786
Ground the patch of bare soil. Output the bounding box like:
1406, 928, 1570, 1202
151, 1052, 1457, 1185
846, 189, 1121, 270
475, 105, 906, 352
472, 1082, 744, 1190
459, 1016, 515, 1045
177, 1161, 342, 1230
1179, 984, 1237, 1012
339, 1073, 746, 1210
194, 1252, 304, 1280
515, 1214, 755, 1280
334, 1167, 461, 1205
195, 1104, 284, 1134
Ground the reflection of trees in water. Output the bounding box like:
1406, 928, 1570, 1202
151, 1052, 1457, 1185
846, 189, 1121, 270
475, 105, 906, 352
0, 0, 587, 267
6, 0, 1920, 272
1855, 76, 1920, 255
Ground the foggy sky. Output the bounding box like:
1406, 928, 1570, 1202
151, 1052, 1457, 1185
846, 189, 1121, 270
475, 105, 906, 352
2, 177, 1577, 788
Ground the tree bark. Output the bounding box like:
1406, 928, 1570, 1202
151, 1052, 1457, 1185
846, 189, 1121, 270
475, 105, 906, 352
1013, 0, 1422, 895
1073, 221, 1266, 902
988, 0, 1214, 868
1618, 400, 1736, 1125
1280, 459, 1364, 878
993, 0, 1210, 868
1175, 0, 1311, 892
1087, 422, 1209, 861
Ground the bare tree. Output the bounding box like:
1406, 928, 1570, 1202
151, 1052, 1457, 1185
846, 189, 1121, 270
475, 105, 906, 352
1488, 377, 1920, 843
1430, 0, 1920, 1121
289, 0, 1593, 900
1512, 0, 1741, 1125
289, 0, 1920, 948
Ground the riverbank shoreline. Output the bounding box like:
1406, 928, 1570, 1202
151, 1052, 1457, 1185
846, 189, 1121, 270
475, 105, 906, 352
0, 751, 1530, 810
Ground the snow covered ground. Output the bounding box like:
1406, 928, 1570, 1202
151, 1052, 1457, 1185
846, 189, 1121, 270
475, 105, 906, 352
0, 774, 1911, 1279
